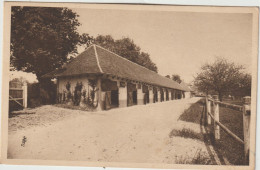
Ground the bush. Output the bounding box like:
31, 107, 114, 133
27, 81, 57, 107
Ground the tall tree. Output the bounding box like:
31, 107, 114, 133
11, 7, 92, 82
194, 57, 245, 101
94, 35, 158, 72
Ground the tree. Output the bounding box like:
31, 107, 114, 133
194, 57, 245, 101
94, 35, 158, 72
165, 74, 182, 84
172, 74, 182, 84
11, 7, 93, 82
231, 73, 251, 99
165, 75, 171, 79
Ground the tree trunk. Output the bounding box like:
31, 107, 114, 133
218, 91, 223, 101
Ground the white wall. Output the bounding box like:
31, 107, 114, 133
184, 92, 191, 98
58, 76, 90, 94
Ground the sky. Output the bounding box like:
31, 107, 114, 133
11, 7, 253, 83
73, 8, 253, 83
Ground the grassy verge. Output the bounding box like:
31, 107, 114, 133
210, 106, 245, 165
175, 99, 214, 165
178, 99, 245, 165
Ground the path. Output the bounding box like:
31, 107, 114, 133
8, 97, 213, 164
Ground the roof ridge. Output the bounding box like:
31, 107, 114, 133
93, 44, 103, 73
94, 44, 183, 89
95, 44, 157, 73
64, 45, 95, 68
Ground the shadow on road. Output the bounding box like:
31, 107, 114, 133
177, 100, 204, 125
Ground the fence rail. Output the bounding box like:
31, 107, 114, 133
205, 95, 251, 164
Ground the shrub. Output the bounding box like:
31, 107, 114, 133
73, 82, 83, 106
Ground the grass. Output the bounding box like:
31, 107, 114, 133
169, 128, 203, 142
177, 99, 245, 165
209, 106, 245, 165
222, 99, 243, 106
55, 103, 97, 112
175, 148, 213, 165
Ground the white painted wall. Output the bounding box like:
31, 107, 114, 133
149, 89, 153, 103
58, 76, 90, 94
184, 92, 191, 98
169, 91, 172, 100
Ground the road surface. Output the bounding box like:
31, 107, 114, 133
8, 97, 212, 164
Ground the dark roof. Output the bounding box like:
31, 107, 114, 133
44, 45, 186, 91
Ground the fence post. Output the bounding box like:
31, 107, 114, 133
205, 96, 208, 125
213, 95, 220, 140
22, 83, 28, 108
207, 95, 212, 125
243, 96, 251, 165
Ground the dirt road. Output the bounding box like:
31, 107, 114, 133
8, 97, 211, 164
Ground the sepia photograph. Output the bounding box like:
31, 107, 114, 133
1, 2, 259, 170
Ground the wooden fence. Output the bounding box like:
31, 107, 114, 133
205, 95, 251, 164
9, 82, 28, 109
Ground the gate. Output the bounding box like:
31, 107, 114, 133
9, 81, 27, 112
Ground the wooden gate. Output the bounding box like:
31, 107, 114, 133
9, 81, 27, 111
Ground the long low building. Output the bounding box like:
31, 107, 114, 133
44, 44, 189, 111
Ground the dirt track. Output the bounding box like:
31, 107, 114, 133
8, 97, 212, 164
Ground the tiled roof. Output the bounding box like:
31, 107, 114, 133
43, 45, 186, 91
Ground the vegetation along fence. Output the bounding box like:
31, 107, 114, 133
205, 95, 251, 164
9, 82, 28, 111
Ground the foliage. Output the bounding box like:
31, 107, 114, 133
172, 74, 182, 84
194, 57, 249, 101
88, 79, 97, 106
165, 75, 171, 79
11, 7, 93, 81
94, 35, 158, 72
165, 74, 182, 84
231, 73, 251, 98
73, 82, 83, 106
9, 77, 29, 87
65, 82, 72, 100
65, 82, 71, 92
26, 82, 56, 108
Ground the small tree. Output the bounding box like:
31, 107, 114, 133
194, 57, 245, 101
65, 82, 72, 101
88, 79, 98, 107
73, 82, 83, 106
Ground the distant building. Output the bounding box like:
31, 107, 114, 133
44, 45, 189, 111
179, 81, 194, 98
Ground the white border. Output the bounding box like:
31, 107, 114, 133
0, 1, 259, 170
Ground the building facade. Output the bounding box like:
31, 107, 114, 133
44, 45, 189, 111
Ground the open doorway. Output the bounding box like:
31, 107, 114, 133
166, 89, 169, 101
153, 87, 158, 103
127, 82, 137, 106
111, 90, 119, 107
